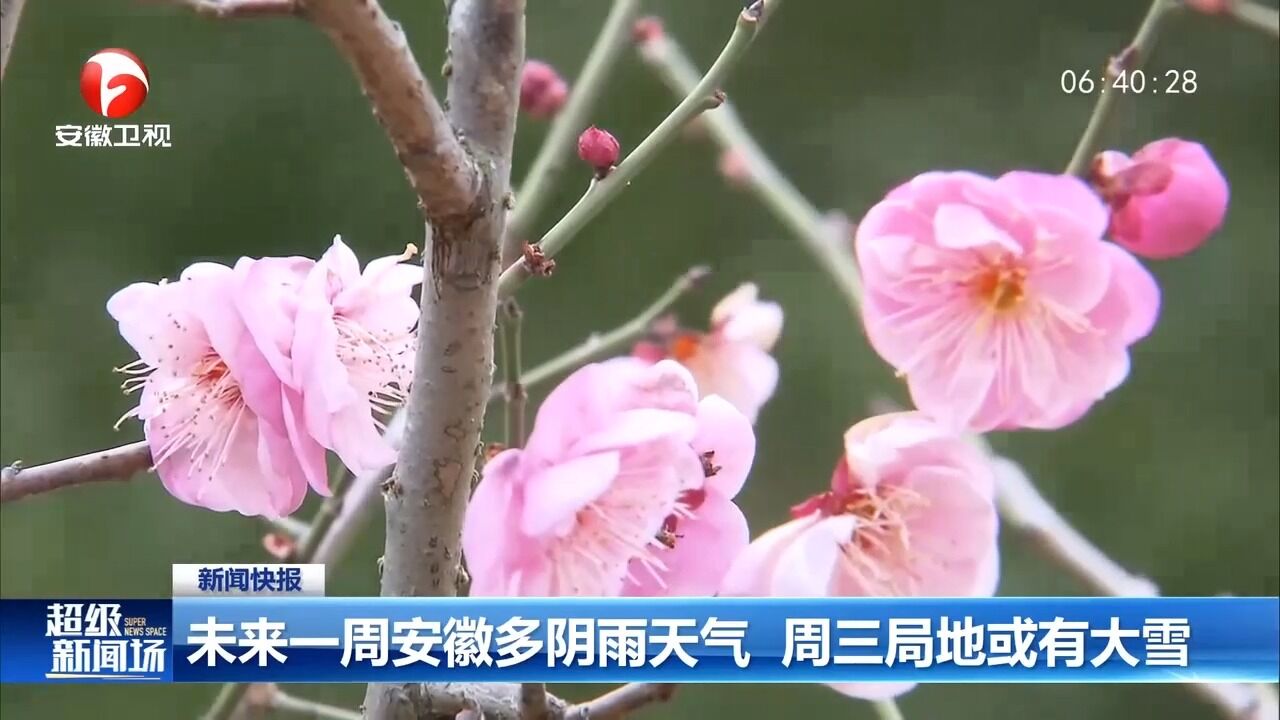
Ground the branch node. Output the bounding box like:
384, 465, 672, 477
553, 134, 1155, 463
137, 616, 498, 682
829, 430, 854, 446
521, 242, 557, 276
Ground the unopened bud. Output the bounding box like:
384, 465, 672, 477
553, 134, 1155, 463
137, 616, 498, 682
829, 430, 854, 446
262, 532, 295, 560
1185, 0, 1233, 14
633, 16, 666, 46
577, 126, 621, 177
718, 149, 752, 188
520, 60, 569, 120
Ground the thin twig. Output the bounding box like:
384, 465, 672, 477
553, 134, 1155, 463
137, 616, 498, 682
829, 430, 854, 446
563, 683, 676, 720
202, 450, 374, 720
0, 0, 27, 82
635, 23, 863, 317
1, 441, 151, 503
988, 452, 1276, 720
267, 515, 310, 541
989, 453, 1158, 597
503, 0, 643, 266
292, 466, 356, 562
310, 411, 406, 565
1064, 0, 1175, 176
1228, 0, 1280, 38
872, 700, 906, 720
268, 688, 362, 720
500, 299, 527, 448
174, 0, 299, 19
496, 1, 772, 300
201, 682, 251, 720
499, 264, 711, 396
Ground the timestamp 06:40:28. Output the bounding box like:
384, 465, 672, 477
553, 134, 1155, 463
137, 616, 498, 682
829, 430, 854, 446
1060, 69, 1198, 95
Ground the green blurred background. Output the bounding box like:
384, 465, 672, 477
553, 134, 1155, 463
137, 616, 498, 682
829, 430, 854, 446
2, 0, 1277, 717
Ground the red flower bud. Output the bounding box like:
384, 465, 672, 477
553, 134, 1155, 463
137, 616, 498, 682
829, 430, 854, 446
718, 149, 751, 188
632, 17, 665, 46
520, 60, 569, 120
1185, 0, 1233, 14
577, 126, 620, 177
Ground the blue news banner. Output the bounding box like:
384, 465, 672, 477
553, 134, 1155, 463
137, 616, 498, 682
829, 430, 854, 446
0, 597, 1276, 683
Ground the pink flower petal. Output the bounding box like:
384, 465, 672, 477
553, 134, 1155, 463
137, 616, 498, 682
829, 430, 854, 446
711, 284, 783, 350
997, 171, 1109, 240
895, 465, 1000, 596
234, 256, 312, 383
684, 343, 779, 423
462, 450, 522, 587
933, 203, 1021, 254
719, 517, 818, 597
569, 408, 698, 457
770, 515, 857, 596
520, 451, 621, 537
623, 494, 749, 596
691, 395, 756, 499
1092, 242, 1160, 345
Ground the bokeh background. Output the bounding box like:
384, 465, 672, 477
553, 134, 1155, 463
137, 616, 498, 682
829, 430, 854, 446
2, 0, 1277, 717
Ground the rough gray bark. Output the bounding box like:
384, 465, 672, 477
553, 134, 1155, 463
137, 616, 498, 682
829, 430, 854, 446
0, 0, 28, 82
361, 2, 524, 718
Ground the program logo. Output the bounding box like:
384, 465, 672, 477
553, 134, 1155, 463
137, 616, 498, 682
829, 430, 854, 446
79, 48, 149, 119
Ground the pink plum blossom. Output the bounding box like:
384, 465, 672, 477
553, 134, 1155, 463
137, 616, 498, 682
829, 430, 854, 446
720, 411, 999, 700
109, 263, 316, 517
462, 358, 755, 597
1093, 138, 1229, 259
287, 237, 421, 478
855, 170, 1161, 431
109, 238, 421, 517
633, 283, 782, 422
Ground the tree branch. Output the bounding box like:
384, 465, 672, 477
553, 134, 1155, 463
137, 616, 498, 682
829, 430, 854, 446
503, 0, 643, 266
174, 0, 300, 19
363, 2, 525, 718
310, 411, 405, 564
871, 699, 906, 720
499, 299, 527, 448
0, 0, 27, 82
202, 682, 252, 720
1064, 0, 1175, 176
446, 0, 526, 163
494, 264, 710, 398
634, 21, 863, 317
269, 689, 362, 720
989, 453, 1277, 720
518, 680, 550, 720
0, 441, 150, 503
562, 683, 676, 720
406, 682, 569, 720
291, 465, 356, 562
496, 1, 771, 300
1228, 0, 1280, 39
990, 455, 1158, 597
303, 0, 479, 219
